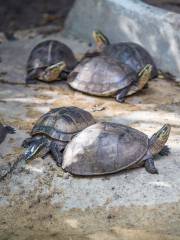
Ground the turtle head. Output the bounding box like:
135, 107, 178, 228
92, 30, 110, 51
22, 137, 50, 162
39, 61, 66, 82
154, 124, 171, 143
137, 64, 152, 89
150, 124, 171, 155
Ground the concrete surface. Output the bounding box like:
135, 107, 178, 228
64, 0, 180, 79
0, 32, 180, 239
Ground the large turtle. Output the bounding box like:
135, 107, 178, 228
26, 40, 77, 84
62, 122, 171, 176
85, 30, 158, 78
0, 121, 16, 144
68, 55, 152, 102
22, 106, 96, 165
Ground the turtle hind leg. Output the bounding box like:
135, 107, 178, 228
5, 125, 16, 134
159, 145, 170, 156
50, 141, 67, 167
115, 85, 131, 103
145, 158, 159, 174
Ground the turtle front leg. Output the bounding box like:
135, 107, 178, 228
145, 158, 159, 174
50, 141, 67, 167
159, 145, 170, 156
22, 138, 35, 148
26, 76, 37, 84
115, 85, 131, 103
5, 125, 16, 134
60, 71, 69, 80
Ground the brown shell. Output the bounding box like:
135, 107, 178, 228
62, 122, 149, 175
102, 42, 158, 78
68, 56, 137, 96
31, 107, 96, 142
27, 40, 77, 73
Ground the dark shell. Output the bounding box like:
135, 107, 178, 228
62, 122, 149, 175
68, 56, 137, 96
32, 106, 96, 142
0, 123, 7, 144
26, 40, 77, 73
101, 42, 158, 78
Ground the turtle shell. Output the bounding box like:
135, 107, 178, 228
101, 42, 158, 78
68, 56, 137, 97
26, 40, 77, 73
0, 123, 7, 144
62, 122, 149, 175
31, 106, 96, 142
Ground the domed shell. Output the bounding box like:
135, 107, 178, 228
68, 56, 137, 96
102, 42, 158, 78
31, 107, 96, 142
27, 40, 77, 73
62, 122, 149, 175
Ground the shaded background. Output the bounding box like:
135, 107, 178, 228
1, 0, 180, 34
143, 0, 180, 13
0, 0, 75, 32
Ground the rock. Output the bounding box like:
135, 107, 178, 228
64, 0, 180, 79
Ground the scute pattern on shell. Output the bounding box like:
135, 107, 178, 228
62, 122, 149, 175
68, 56, 137, 96
102, 42, 158, 77
32, 107, 96, 142
27, 40, 77, 72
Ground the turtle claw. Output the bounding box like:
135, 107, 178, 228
115, 95, 125, 103
159, 145, 170, 156
6, 126, 16, 134
145, 158, 159, 174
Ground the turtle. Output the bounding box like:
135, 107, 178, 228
62, 122, 171, 176
26, 40, 78, 84
84, 30, 158, 78
0, 121, 16, 144
68, 55, 152, 103
22, 106, 96, 165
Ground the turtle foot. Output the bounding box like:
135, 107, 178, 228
145, 158, 159, 174
6, 126, 16, 134
115, 95, 125, 103
22, 138, 34, 148
25, 77, 37, 85
159, 145, 170, 156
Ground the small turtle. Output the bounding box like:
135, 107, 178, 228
62, 122, 171, 176
26, 40, 77, 84
68, 55, 152, 102
0, 121, 16, 144
85, 30, 158, 78
22, 106, 95, 165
